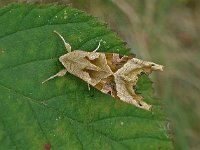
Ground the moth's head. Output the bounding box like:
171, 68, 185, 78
59, 54, 68, 63
149, 63, 164, 71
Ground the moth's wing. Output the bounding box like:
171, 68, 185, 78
114, 74, 152, 111
60, 51, 113, 86
91, 53, 133, 98
93, 53, 152, 110
114, 58, 158, 111
94, 75, 118, 98
114, 58, 163, 111
104, 53, 133, 72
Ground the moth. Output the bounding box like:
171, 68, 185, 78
42, 31, 163, 111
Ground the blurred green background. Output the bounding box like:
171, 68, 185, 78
0, 0, 199, 149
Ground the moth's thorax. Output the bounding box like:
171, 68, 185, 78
59, 50, 113, 86
59, 54, 67, 62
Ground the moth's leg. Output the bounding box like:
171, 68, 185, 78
87, 83, 91, 91
53, 30, 72, 53
42, 69, 67, 84
93, 39, 102, 52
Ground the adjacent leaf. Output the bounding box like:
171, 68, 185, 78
0, 4, 173, 150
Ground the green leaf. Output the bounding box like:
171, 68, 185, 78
0, 4, 173, 150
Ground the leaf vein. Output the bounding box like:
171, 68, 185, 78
89, 115, 165, 124
27, 100, 50, 143
118, 136, 171, 142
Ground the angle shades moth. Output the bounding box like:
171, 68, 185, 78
42, 31, 163, 111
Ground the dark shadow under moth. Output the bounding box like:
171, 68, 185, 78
42, 31, 163, 111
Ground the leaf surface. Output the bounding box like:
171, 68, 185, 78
0, 4, 173, 150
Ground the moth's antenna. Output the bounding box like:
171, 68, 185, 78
54, 30, 72, 53
93, 39, 103, 52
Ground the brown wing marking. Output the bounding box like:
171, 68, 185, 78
94, 75, 118, 98
105, 53, 133, 72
